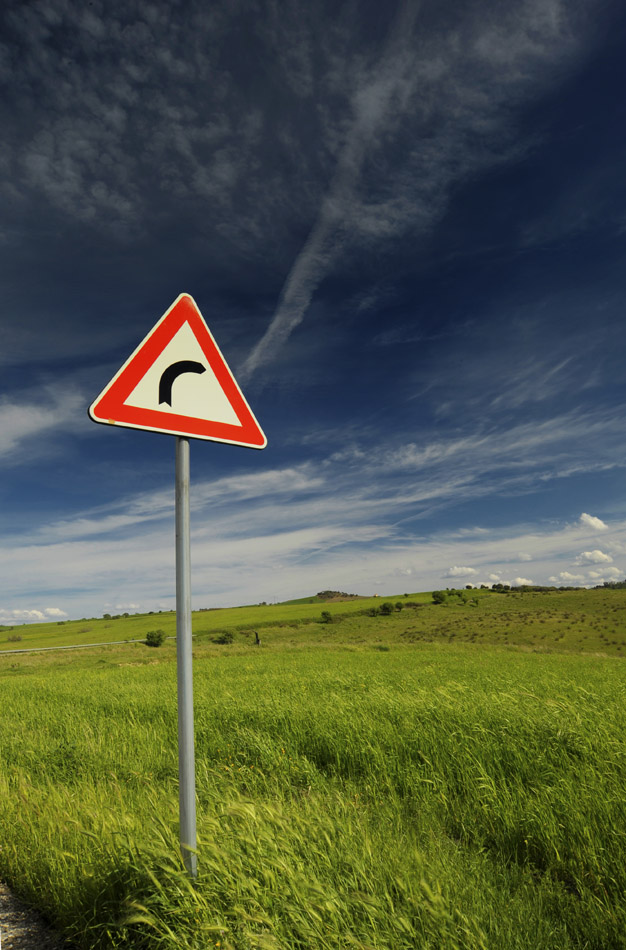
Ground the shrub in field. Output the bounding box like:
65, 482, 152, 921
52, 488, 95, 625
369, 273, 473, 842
379, 602, 394, 615
212, 631, 234, 644
320, 611, 333, 624
7, 634, 22, 643
432, 590, 448, 604
145, 630, 165, 647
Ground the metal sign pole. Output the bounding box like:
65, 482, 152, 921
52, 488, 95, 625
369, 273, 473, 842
88, 295, 266, 880
175, 435, 197, 877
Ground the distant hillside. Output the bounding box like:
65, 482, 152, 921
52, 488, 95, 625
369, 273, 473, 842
316, 590, 362, 601
6, 586, 626, 656
280, 590, 363, 605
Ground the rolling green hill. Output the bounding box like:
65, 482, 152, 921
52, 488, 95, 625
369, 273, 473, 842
2, 586, 626, 656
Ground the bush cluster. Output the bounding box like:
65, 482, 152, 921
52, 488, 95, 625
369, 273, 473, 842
212, 631, 234, 644
432, 589, 473, 605
145, 630, 165, 648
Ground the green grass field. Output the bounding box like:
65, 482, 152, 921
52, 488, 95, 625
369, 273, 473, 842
0, 588, 625, 949
3, 586, 626, 656
0, 593, 422, 652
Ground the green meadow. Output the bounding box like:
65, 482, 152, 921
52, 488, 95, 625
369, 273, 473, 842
0, 593, 423, 652
0, 588, 625, 949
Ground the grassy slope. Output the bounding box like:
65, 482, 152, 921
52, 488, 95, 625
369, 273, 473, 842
0, 589, 625, 949
0, 594, 423, 651
2, 587, 626, 656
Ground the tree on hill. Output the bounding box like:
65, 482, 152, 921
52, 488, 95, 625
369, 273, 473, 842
316, 590, 356, 600
433, 589, 470, 605
145, 629, 165, 647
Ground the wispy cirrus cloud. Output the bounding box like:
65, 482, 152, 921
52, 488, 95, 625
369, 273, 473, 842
11, 404, 626, 546
27, 466, 325, 543
4, 400, 626, 618
241, 0, 591, 378
0, 386, 85, 463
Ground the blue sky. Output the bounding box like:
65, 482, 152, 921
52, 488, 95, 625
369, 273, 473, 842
2, 0, 626, 622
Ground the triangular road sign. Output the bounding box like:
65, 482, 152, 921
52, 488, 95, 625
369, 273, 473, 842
89, 294, 267, 448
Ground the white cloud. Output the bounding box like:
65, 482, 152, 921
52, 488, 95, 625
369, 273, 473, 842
517, 552, 533, 561
580, 512, 608, 530
514, 577, 534, 586
549, 572, 586, 584
0, 606, 68, 625
2, 610, 37, 624
588, 566, 621, 578
488, 573, 501, 582
576, 550, 613, 564
444, 566, 478, 578
0, 388, 85, 462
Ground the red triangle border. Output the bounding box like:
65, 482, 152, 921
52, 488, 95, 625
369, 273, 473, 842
89, 295, 267, 449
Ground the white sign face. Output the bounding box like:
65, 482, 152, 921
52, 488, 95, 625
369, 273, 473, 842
123, 322, 240, 425
89, 294, 267, 448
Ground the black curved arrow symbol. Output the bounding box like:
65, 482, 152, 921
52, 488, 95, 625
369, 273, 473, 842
158, 361, 206, 406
